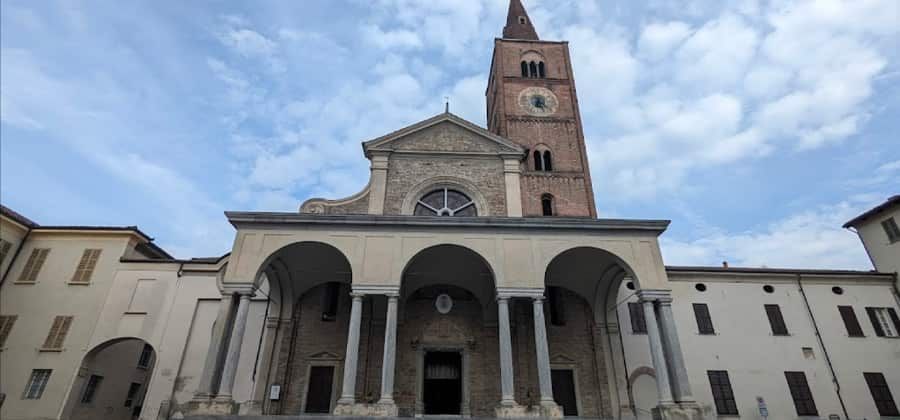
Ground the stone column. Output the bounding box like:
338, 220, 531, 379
217, 291, 253, 399
378, 294, 399, 405
497, 296, 516, 406
194, 293, 234, 398
656, 296, 695, 403
641, 297, 673, 404
531, 297, 554, 405
338, 293, 364, 405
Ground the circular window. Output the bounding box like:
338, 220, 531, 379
832, 286, 844, 295
626, 281, 635, 290
414, 188, 477, 217
695, 283, 707, 292
763, 285, 774, 294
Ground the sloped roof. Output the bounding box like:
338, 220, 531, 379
843, 195, 900, 228
362, 111, 525, 157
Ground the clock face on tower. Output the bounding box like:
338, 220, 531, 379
517, 87, 559, 116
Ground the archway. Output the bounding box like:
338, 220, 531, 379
396, 244, 498, 417
251, 241, 353, 415
543, 246, 640, 419
62, 338, 156, 420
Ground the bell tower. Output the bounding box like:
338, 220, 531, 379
486, 0, 597, 218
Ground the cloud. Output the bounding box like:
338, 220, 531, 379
362, 24, 423, 50
637, 21, 692, 61
661, 197, 876, 269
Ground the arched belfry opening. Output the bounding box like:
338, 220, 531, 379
397, 244, 498, 417
250, 241, 353, 415
61, 338, 156, 420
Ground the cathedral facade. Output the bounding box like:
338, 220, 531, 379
1, 2, 899, 420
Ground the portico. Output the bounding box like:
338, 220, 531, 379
186, 212, 700, 419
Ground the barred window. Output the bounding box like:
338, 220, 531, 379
23, 369, 52, 399
864, 372, 899, 416
785, 371, 818, 416
707, 370, 738, 415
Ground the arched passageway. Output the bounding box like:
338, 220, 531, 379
396, 244, 498, 417
62, 338, 156, 420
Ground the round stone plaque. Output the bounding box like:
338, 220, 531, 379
435, 293, 453, 314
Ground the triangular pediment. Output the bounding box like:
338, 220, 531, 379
363, 112, 525, 157
550, 354, 576, 364
307, 351, 342, 361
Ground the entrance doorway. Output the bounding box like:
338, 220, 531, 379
552, 369, 578, 416
304, 366, 335, 413
423, 351, 462, 414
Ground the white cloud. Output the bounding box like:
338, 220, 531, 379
362, 24, 423, 49
637, 21, 691, 61
661, 198, 876, 269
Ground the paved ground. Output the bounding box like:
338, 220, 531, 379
184, 417, 607, 420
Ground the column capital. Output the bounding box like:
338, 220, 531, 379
349, 292, 366, 300
636, 289, 672, 303
532, 296, 546, 303
222, 285, 256, 297
352, 284, 400, 296
497, 287, 544, 299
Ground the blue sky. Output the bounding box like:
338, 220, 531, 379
1, 0, 897, 268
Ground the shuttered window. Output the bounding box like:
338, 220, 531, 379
0, 315, 18, 347
17, 248, 50, 283
765, 304, 789, 336
785, 371, 818, 416
866, 307, 900, 338
838, 306, 864, 337
42, 316, 73, 350
23, 369, 52, 399
882, 217, 900, 243
864, 372, 900, 416
707, 370, 738, 415
628, 302, 646, 334
693, 303, 715, 335
0, 239, 12, 264
70, 249, 101, 284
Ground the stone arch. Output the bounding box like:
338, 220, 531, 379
628, 366, 656, 384
401, 176, 492, 216
61, 337, 156, 420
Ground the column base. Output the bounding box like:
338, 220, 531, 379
494, 402, 562, 418
182, 397, 237, 416
651, 401, 703, 420
333, 401, 399, 417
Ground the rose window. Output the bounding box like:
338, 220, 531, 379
414, 188, 477, 216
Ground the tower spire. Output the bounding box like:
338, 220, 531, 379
502, 0, 539, 40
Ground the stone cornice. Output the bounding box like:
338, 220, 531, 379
225, 212, 671, 235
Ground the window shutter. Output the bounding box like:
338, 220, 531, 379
864, 372, 900, 416
765, 304, 789, 335
18, 249, 49, 283
888, 308, 900, 335
0, 315, 17, 347
838, 306, 864, 337
628, 302, 646, 334
71, 249, 101, 284
867, 307, 886, 337
0, 240, 11, 264
785, 371, 818, 416
42, 316, 73, 349
693, 303, 715, 334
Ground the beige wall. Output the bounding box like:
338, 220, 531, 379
855, 205, 900, 275
67, 339, 151, 420
618, 271, 899, 420
0, 217, 30, 278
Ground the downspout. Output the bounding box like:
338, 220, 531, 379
0, 227, 32, 285
796, 274, 849, 420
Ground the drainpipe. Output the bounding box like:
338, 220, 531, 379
796, 274, 850, 420
0, 228, 32, 285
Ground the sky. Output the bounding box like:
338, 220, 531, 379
1, 0, 898, 269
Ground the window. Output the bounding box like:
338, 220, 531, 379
765, 304, 789, 336
866, 307, 900, 337
548, 286, 565, 326
17, 248, 50, 283
70, 249, 102, 284
42, 316, 73, 350
414, 188, 477, 217
541, 194, 554, 216
23, 369, 52, 399
529, 61, 538, 78
538, 61, 546, 78
124, 382, 142, 407
785, 371, 818, 416
137, 344, 153, 368
518, 16, 526, 24
693, 303, 715, 334
0, 315, 17, 347
628, 302, 646, 334
707, 370, 738, 415
882, 217, 900, 243
864, 372, 900, 416
80, 375, 103, 404
521, 61, 528, 78
533, 150, 543, 171
838, 306, 864, 337
321, 282, 340, 321
0, 239, 11, 264
542, 151, 552, 171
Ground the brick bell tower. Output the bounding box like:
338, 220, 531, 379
486, 0, 597, 218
